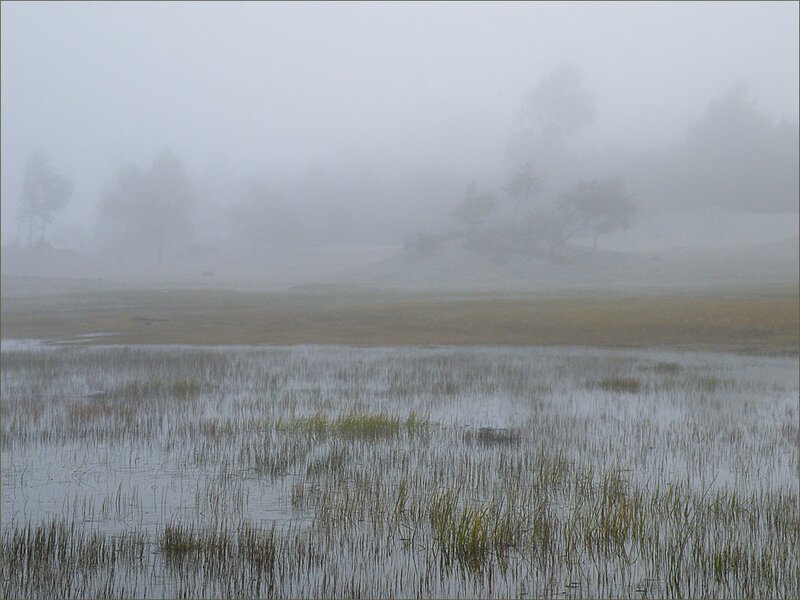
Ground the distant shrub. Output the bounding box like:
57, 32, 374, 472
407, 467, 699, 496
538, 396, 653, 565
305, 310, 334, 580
403, 230, 443, 256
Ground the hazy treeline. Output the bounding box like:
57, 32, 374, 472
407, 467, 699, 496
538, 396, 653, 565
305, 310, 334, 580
11, 67, 799, 266
406, 74, 799, 263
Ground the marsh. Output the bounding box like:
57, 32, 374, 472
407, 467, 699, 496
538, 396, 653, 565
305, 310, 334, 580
2, 344, 797, 598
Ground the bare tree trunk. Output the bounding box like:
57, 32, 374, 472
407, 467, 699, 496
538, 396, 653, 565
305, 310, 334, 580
593, 232, 599, 250
27, 217, 34, 247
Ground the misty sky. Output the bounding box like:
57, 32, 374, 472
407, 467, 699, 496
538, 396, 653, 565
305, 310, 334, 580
2, 1, 798, 244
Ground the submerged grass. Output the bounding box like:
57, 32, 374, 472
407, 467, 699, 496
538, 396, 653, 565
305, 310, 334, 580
463, 427, 521, 445
1, 344, 797, 598
336, 412, 402, 439
160, 524, 224, 555
159, 522, 276, 568
430, 491, 494, 572
282, 410, 429, 440
592, 376, 643, 394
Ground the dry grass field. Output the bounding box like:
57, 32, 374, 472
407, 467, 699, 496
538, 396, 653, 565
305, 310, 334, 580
1, 281, 797, 354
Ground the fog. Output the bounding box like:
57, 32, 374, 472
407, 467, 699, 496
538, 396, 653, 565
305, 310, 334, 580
1, 1, 798, 290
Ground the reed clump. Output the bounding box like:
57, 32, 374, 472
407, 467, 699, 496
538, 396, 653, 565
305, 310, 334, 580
169, 376, 200, 398
464, 426, 521, 445
592, 376, 643, 394
160, 524, 225, 555
283, 410, 429, 440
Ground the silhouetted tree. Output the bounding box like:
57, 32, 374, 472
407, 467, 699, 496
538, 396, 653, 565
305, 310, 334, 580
509, 63, 596, 162
680, 83, 799, 212
17, 151, 73, 247
523, 204, 578, 256
147, 151, 194, 264
98, 165, 148, 263
97, 151, 194, 264
505, 162, 543, 226
451, 182, 497, 232
557, 178, 635, 249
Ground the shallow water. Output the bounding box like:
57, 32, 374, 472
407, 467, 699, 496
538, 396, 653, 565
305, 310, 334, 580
1, 344, 797, 598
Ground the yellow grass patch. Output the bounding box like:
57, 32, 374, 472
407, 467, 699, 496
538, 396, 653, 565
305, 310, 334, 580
2, 285, 797, 354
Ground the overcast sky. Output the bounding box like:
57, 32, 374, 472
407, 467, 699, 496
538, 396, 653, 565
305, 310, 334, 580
2, 1, 798, 243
